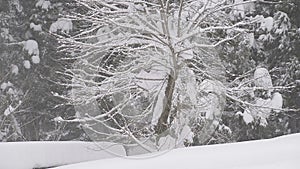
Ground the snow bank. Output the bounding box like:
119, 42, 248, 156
0, 141, 125, 169
55, 134, 300, 169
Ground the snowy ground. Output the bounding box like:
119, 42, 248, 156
0, 134, 299, 169
0, 141, 125, 169
55, 134, 300, 169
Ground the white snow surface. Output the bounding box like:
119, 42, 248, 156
0, 141, 125, 169
55, 133, 300, 169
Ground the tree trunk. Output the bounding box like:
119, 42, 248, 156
155, 74, 176, 135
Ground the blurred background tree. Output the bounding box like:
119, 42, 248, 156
0, 0, 85, 141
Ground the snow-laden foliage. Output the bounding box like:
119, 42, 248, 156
236, 110, 254, 124
198, 79, 225, 120
0, 28, 14, 41
22, 39, 41, 66
234, 67, 285, 127
11, 0, 23, 12
256, 16, 274, 32
271, 92, 283, 113
32, 55, 41, 64
50, 18, 73, 33
23, 60, 31, 69
273, 11, 291, 35
23, 40, 39, 56
231, 0, 246, 19
254, 67, 273, 89
1, 82, 13, 91
36, 0, 51, 10
30, 23, 42, 32
11, 64, 19, 75
4, 105, 14, 116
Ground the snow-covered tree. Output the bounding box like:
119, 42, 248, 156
53, 0, 287, 154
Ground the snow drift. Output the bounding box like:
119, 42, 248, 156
0, 141, 125, 169
55, 133, 300, 169
0, 134, 299, 169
